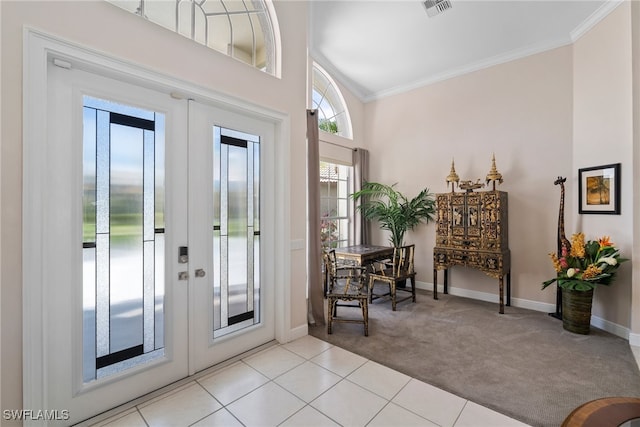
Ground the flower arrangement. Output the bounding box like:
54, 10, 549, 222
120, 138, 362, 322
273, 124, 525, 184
542, 233, 627, 291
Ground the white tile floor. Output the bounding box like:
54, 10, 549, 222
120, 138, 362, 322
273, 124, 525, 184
87, 335, 530, 427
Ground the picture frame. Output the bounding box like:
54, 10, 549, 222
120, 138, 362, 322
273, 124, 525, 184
578, 163, 621, 214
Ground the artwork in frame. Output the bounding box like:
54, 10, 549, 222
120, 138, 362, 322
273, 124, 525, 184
578, 163, 621, 214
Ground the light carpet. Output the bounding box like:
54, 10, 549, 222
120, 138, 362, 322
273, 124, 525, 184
309, 289, 640, 427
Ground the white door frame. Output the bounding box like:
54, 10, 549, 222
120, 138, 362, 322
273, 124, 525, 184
22, 28, 292, 424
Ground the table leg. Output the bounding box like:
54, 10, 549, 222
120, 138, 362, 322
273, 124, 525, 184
444, 268, 449, 294
499, 275, 504, 314
323, 263, 328, 298
433, 269, 438, 300
506, 271, 511, 307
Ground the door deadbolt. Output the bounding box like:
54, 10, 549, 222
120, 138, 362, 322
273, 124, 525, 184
178, 246, 188, 264
195, 268, 206, 278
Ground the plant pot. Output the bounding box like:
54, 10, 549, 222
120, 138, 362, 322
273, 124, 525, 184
561, 288, 594, 335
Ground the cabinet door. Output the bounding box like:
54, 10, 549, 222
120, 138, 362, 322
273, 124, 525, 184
435, 194, 451, 246
465, 193, 482, 248
480, 252, 504, 274
498, 192, 509, 248
481, 192, 503, 250
450, 194, 466, 246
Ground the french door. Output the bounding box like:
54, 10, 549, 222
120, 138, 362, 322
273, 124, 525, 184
188, 102, 275, 372
39, 61, 275, 424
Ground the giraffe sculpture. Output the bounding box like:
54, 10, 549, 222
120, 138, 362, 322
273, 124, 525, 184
552, 176, 570, 318
554, 176, 571, 257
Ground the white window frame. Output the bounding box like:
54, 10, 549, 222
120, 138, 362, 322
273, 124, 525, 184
312, 63, 353, 139
106, 0, 281, 77
320, 160, 352, 249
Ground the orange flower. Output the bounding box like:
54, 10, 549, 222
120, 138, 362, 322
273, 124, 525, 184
599, 236, 614, 249
582, 264, 602, 280
549, 252, 562, 273
570, 233, 586, 258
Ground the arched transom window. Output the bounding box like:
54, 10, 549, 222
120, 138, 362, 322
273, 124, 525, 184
108, 0, 278, 75
312, 63, 352, 139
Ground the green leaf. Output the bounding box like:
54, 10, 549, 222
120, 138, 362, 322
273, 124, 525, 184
557, 279, 597, 291
352, 182, 435, 246
542, 278, 558, 290
585, 241, 600, 261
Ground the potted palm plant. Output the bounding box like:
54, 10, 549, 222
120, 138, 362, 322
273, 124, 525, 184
351, 182, 436, 247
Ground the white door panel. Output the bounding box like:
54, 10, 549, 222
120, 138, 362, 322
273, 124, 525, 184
45, 64, 189, 424
188, 101, 275, 373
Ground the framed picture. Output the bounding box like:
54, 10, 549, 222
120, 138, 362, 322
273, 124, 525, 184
578, 163, 621, 214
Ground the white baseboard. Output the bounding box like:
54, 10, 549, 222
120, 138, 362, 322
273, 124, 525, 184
629, 332, 640, 347
283, 323, 309, 343
629, 342, 640, 372
590, 315, 629, 340
416, 280, 629, 340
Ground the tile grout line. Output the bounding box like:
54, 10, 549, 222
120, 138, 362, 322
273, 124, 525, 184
136, 407, 151, 427
194, 342, 317, 425
87, 336, 527, 427
451, 400, 470, 427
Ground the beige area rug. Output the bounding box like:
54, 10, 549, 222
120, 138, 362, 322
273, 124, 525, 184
309, 289, 640, 427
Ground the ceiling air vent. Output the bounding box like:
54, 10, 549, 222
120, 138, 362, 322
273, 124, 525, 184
423, 0, 452, 17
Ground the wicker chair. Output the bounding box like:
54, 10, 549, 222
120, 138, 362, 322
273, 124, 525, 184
368, 244, 416, 311
323, 249, 369, 336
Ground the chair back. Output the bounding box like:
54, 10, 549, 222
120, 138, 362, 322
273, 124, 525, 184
323, 248, 370, 336
391, 245, 415, 278
323, 248, 366, 294
322, 249, 338, 284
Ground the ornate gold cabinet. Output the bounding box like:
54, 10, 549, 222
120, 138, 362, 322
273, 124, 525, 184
433, 190, 511, 313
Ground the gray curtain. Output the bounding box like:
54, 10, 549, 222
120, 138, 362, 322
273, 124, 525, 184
352, 147, 370, 245
307, 109, 325, 325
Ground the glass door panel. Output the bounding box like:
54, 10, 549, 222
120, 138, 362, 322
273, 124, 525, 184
213, 128, 261, 337
82, 96, 165, 382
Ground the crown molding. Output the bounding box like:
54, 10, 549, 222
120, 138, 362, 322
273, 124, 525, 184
363, 36, 574, 102
570, 0, 624, 42
310, 50, 371, 102
314, 0, 622, 104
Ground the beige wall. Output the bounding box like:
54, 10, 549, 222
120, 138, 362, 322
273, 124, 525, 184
363, 45, 574, 307
573, 2, 633, 327
1, 0, 309, 415
357, 2, 637, 331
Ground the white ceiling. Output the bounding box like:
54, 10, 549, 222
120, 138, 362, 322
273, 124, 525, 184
309, 0, 619, 102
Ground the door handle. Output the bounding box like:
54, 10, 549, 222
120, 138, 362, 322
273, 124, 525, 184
195, 268, 206, 278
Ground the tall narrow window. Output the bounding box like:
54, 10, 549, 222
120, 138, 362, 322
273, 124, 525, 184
312, 63, 352, 139
107, 0, 278, 76
213, 127, 261, 337
320, 161, 351, 249
82, 96, 165, 382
